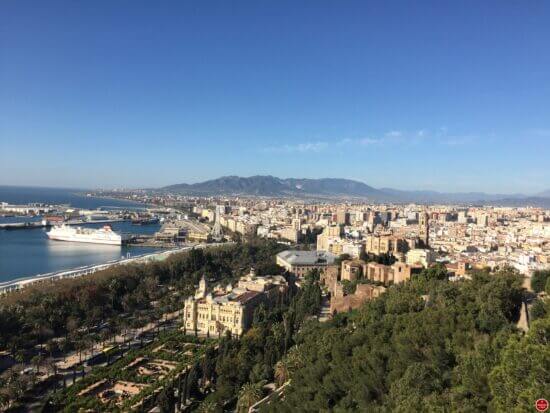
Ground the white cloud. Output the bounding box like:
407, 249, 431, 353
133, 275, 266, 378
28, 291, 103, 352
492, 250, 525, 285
338, 137, 380, 146
263, 127, 485, 154
292, 142, 329, 152
385, 130, 402, 138
357, 137, 380, 145
263, 141, 329, 153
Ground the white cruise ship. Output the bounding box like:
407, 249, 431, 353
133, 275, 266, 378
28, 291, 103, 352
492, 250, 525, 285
47, 224, 130, 245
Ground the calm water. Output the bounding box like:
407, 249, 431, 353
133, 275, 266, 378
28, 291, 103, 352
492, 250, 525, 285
0, 185, 146, 210
0, 186, 161, 282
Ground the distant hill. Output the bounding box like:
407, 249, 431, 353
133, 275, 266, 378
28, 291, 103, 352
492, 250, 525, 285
378, 188, 527, 203
536, 189, 550, 198
163, 175, 390, 199
162, 175, 550, 205
480, 197, 550, 208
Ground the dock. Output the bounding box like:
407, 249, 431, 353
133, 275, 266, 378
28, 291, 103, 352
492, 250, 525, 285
0, 218, 127, 230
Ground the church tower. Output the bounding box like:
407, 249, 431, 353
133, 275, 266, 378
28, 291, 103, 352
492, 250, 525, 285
196, 275, 207, 299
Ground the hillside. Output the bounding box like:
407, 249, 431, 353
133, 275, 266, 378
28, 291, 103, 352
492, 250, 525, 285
163, 175, 391, 199
264, 268, 548, 412
162, 175, 550, 205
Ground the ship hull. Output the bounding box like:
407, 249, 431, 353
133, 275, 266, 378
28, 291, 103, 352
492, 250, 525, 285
47, 234, 123, 245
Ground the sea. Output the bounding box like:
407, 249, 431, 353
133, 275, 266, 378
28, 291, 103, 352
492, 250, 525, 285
0, 186, 162, 283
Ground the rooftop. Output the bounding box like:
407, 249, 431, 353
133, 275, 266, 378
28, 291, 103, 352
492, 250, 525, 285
234, 290, 262, 303
277, 250, 337, 265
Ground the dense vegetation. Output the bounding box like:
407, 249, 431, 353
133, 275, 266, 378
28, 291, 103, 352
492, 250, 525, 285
195, 271, 323, 411
0, 240, 287, 409
0, 240, 286, 353
263, 267, 550, 412
2, 240, 549, 412
531, 269, 550, 293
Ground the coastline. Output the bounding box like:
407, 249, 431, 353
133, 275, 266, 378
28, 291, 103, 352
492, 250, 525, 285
72, 191, 154, 209
0, 242, 232, 296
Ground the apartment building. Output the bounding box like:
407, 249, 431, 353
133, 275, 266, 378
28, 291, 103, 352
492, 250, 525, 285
365, 235, 408, 255
406, 248, 435, 268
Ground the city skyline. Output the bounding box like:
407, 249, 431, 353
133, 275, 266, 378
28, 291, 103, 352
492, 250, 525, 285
2, 1, 550, 192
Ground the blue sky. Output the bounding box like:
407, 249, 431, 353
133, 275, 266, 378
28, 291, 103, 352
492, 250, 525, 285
1, 1, 549, 193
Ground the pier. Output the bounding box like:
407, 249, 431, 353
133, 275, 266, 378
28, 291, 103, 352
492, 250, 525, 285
0, 218, 127, 230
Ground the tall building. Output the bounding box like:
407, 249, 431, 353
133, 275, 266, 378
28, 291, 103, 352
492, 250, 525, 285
212, 205, 225, 239
336, 209, 350, 226
316, 225, 343, 252
477, 214, 489, 227
419, 211, 430, 247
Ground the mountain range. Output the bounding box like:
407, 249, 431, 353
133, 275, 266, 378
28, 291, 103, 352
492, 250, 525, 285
162, 175, 550, 206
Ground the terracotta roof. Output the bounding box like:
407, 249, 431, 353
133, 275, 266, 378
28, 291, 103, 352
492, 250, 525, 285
234, 290, 262, 303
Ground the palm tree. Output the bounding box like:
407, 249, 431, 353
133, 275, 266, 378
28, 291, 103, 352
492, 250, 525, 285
75, 340, 86, 364
286, 345, 304, 372
47, 357, 58, 376
31, 354, 43, 374
99, 329, 110, 348
15, 350, 25, 365
196, 400, 218, 413
59, 338, 70, 364
0, 392, 10, 411
236, 381, 265, 413
45, 339, 57, 360
6, 379, 24, 407
274, 360, 289, 386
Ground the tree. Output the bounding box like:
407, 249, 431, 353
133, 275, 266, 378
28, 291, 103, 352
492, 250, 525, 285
196, 400, 219, 413
334, 254, 352, 267
420, 263, 448, 281
530, 299, 547, 321
237, 381, 265, 413
15, 350, 25, 365
75, 339, 87, 364
531, 269, 550, 293
274, 360, 289, 386
158, 385, 176, 413
359, 250, 370, 262
31, 354, 43, 374
46, 339, 58, 359
388, 363, 443, 411
253, 303, 267, 325
6, 374, 26, 407
47, 356, 58, 375
0, 387, 10, 411
265, 268, 530, 412
489, 317, 550, 411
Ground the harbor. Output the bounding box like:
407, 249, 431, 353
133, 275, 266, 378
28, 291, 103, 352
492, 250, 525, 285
0, 187, 222, 284
0, 189, 164, 283
0, 218, 126, 230
0, 242, 232, 294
